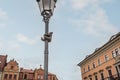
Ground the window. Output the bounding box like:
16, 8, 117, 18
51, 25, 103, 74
88, 65, 90, 71
108, 69, 114, 79
100, 73, 104, 80
4, 74, 8, 79
105, 55, 109, 62
11, 66, 14, 70
112, 51, 116, 57
41, 76, 43, 79
94, 75, 98, 80
108, 69, 112, 77
119, 47, 120, 54
84, 68, 86, 73
115, 48, 119, 56
24, 74, 27, 79
14, 75, 17, 80
93, 62, 95, 68
38, 75, 40, 79
115, 66, 119, 77
112, 48, 120, 57
9, 74, 12, 80
98, 59, 101, 65
89, 77, 92, 80
38, 75, 43, 79
88, 75, 92, 80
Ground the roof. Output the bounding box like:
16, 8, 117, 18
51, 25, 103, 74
48, 72, 56, 76
8, 59, 18, 65
20, 68, 34, 73
78, 32, 120, 67
0, 55, 7, 71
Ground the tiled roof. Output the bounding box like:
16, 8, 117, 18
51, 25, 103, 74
0, 55, 7, 71
20, 68, 34, 73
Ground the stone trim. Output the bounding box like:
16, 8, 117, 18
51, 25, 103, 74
106, 66, 112, 70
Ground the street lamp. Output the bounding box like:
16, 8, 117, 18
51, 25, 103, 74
36, 0, 57, 80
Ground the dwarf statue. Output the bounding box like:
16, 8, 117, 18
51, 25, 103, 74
41, 32, 53, 42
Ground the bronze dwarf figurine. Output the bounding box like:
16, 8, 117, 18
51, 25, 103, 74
41, 32, 53, 42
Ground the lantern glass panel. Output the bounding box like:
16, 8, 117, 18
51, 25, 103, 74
43, 0, 50, 10
50, 0, 56, 13
37, 0, 43, 13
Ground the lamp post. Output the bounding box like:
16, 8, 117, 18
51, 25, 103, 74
36, 0, 57, 80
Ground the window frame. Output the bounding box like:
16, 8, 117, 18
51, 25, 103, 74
98, 59, 101, 65
105, 55, 109, 62
92, 62, 96, 68
88, 65, 90, 71
4, 74, 8, 79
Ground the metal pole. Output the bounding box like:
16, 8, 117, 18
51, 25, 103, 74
44, 20, 49, 80
41, 14, 52, 80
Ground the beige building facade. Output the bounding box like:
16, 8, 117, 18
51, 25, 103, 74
0, 55, 58, 80
34, 66, 58, 80
78, 32, 120, 80
2, 59, 19, 80
19, 68, 34, 80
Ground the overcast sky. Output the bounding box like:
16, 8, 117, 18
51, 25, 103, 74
0, 0, 120, 80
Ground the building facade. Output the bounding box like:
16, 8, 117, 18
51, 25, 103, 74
0, 55, 58, 80
0, 55, 7, 80
19, 68, 34, 80
34, 66, 58, 80
2, 59, 19, 80
78, 32, 120, 80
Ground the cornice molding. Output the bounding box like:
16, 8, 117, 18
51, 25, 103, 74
78, 33, 120, 67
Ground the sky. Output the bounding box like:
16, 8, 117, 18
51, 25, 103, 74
0, 0, 120, 80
